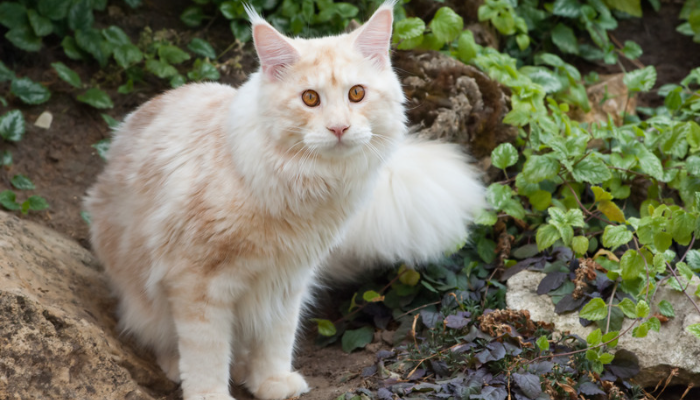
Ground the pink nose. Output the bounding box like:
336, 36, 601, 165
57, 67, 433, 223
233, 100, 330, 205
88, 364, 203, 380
327, 125, 349, 139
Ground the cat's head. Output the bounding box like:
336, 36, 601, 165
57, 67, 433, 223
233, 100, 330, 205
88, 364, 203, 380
247, 2, 406, 163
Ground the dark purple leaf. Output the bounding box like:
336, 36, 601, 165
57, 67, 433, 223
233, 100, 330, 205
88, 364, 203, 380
412, 382, 442, 392
608, 350, 640, 379
568, 257, 580, 272
407, 368, 425, 381
595, 272, 613, 292
529, 361, 554, 375
537, 272, 569, 295
374, 315, 391, 330
476, 349, 493, 363
578, 381, 606, 395
502, 256, 547, 280
445, 314, 471, 329
452, 343, 476, 354
472, 385, 508, 400
554, 294, 586, 314
421, 309, 441, 329
430, 360, 450, 377
377, 387, 393, 400
488, 342, 506, 360
503, 341, 522, 356
512, 243, 539, 259
552, 246, 573, 261
600, 371, 616, 382
362, 365, 377, 377
512, 373, 542, 399
377, 350, 395, 361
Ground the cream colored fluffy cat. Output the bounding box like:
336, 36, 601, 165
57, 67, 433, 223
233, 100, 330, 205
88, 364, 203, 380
86, 2, 485, 400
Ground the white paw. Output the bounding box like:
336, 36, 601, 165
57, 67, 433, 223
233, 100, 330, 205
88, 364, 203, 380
249, 371, 310, 400
189, 394, 235, 400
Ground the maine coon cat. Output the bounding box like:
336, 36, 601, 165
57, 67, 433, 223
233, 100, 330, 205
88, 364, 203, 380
86, 3, 406, 399
86, 2, 486, 399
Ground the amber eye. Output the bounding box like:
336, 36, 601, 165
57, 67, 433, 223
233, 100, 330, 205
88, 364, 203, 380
302, 90, 320, 107
348, 85, 365, 102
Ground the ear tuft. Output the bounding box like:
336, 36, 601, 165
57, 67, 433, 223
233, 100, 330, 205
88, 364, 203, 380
354, 2, 395, 68
247, 5, 299, 80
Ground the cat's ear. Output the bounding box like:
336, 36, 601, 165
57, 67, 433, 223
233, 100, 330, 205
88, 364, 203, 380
353, 2, 395, 68
246, 5, 299, 80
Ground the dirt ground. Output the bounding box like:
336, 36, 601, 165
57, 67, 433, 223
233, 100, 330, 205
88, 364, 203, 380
1, 1, 700, 400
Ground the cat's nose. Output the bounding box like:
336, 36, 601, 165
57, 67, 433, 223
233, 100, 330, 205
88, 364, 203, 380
327, 125, 349, 139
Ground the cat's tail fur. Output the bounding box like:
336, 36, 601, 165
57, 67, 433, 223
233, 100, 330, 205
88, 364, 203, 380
322, 136, 487, 282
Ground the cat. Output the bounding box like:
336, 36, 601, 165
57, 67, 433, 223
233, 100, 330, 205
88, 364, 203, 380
321, 136, 486, 282
85, 3, 407, 400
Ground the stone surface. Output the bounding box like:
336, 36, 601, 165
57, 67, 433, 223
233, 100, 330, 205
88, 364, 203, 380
506, 270, 700, 388
0, 211, 177, 400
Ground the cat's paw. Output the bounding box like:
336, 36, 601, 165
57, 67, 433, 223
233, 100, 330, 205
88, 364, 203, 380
188, 394, 235, 400
248, 371, 310, 400
156, 351, 181, 383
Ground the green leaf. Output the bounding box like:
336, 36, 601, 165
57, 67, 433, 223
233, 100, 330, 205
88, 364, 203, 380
475, 210, 498, 226
146, 59, 178, 79
77, 88, 113, 109
399, 266, 420, 286
620, 249, 645, 281
687, 323, 700, 339
528, 190, 552, 211
6, 25, 42, 52
117, 79, 133, 94
599, 353, 615, 364
38, 0, 71, 20
159, 45, 191, 65
536, 224, 560, 251
647, 316, 661, 332
607, 0, 642, 17
181, 6, 205, 27
686, 156, 700, 176
1, 151, 13, 166
623, 66, 657, 92
618, 298, 637, 318
522, 155, 560, 183
170, 74, 186, 88
0, 110, 26, 142
571, 156, 611, 184
100, 114, 120, 129
100, 26, 129, 47
75, 28, 111, 67
621, 41, 642, 60
124, 0, 142, 8
677, 261, 694, 281
92, 138, 110, 160
654, 231, 672, 252
635, 143, 663, 180
362, 290, 382, 302
602, 225, 633, 250
62, 36, 85, 60
68, 0, 94, 31
658, 300, 675, 318
188, 38, 216, 59
113, 44, 143, 69
520, 66, 562, 93
230, 20, 252, 42
11, 77, 51, 105
585, 349, 599, 362
572, 236, 589, 254
635, 299, 650, 318
477, 237, 496, 263
632, 323, 649, 338
0, 190, 21, 211
429, 7, 463, 44
11, 174, 35, 190
457, 30, 479, 62
187, 59, 220, 81
580, 298, 607, 321
394, 17, 425, 42
492, 143, 519, 170
24, 195, 48, 212
311, 318, 336, 337
536, 335, 550, 351
587, 328, 603, 346
516, 33, 530, 51
602, 331, 619, 347
0, 2, 28, 29
51, 62, 81, 88
0, 61, 15, 82
551, 23, 579, 54
670, 210, 696, 246
341, 326, 374, 353
27, 9, 53, 37
552, 0, 581, 17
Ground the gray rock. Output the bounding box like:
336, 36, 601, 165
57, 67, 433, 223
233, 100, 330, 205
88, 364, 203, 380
506, 270, 700, 388
0, 211, 176, 399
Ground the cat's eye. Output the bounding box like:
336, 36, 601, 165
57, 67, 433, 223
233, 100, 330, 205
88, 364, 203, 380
348, 85, 365, 102
302, 90, 320, 107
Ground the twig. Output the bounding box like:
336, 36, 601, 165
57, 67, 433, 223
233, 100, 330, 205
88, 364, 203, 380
665, 261, 700, 316
332, 269, 410, 324
605, 281, 618, 334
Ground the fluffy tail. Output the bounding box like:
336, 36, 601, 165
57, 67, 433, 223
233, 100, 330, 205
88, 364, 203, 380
322, 137, 487, 282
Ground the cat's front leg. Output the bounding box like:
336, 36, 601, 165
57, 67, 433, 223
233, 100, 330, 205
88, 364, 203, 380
243, 289, 310, 400
169, 286, 236, 400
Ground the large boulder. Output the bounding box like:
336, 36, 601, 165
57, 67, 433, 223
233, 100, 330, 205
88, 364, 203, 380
506, 270, 700, 388
0, 211, 177, 399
